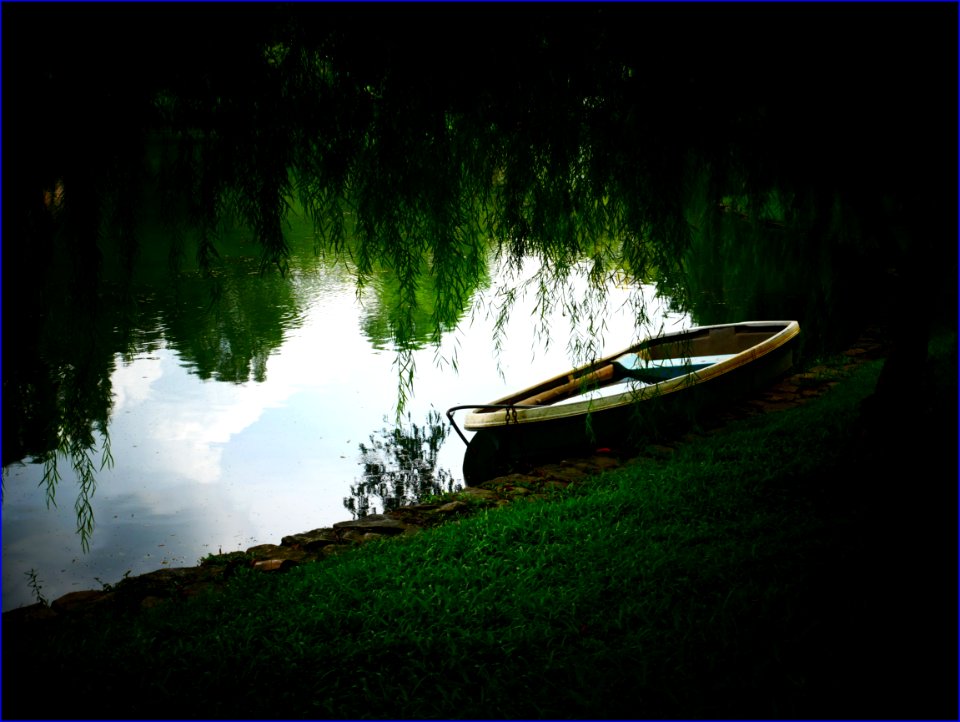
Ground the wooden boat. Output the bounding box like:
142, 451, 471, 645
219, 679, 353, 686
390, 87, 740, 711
447, 320, 801, 484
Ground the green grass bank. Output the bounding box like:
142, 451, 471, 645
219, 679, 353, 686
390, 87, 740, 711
4, 331, 957, 720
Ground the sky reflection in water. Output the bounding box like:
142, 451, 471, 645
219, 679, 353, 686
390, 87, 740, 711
2, 260, 689, 611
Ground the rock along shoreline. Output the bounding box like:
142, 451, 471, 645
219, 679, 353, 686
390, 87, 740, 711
3, 453, 624, 625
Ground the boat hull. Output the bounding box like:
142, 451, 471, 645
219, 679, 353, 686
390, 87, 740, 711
460, 320, 800, 484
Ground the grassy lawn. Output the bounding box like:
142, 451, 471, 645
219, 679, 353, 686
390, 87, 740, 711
4, 331, 956, 720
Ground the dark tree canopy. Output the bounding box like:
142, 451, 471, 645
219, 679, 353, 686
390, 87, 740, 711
7, 2, 954, 275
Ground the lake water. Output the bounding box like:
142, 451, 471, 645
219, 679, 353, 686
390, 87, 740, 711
2, 252, 690, 611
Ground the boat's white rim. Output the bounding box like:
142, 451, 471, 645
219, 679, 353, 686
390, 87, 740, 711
463, 320, 800, 429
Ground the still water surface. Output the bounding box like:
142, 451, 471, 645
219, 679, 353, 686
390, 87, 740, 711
2, 254, 689, 611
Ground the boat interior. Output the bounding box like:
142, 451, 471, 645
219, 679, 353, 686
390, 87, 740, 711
639, 323, 785, 361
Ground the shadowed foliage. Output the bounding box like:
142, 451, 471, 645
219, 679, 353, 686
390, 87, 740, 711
8, 4, 954, 295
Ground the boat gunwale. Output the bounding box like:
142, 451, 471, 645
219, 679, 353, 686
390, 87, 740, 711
462, 320, 800, 430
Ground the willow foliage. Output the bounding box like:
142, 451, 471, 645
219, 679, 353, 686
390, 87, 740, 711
10, 5, 952, 338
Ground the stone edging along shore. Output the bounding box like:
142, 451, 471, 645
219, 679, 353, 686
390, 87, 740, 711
4, 453, 625, 625
3, 330, 888, 626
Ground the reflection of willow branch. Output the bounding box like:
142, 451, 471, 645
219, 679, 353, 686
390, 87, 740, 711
344, 409, 461, 519
5, 339, 118, 553
39, 451, 105, 553
164, 260, 295, 384
36, 418, 113, 554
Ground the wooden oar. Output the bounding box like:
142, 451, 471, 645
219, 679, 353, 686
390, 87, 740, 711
517, 353, 734, 406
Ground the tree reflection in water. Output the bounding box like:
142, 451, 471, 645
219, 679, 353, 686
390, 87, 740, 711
344, 409, 461, 519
